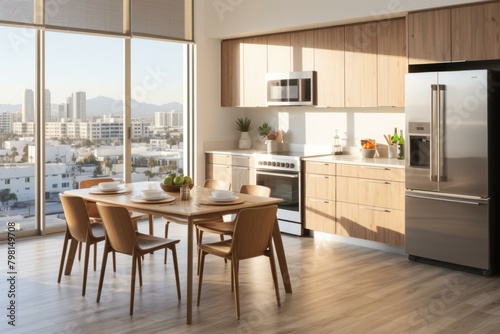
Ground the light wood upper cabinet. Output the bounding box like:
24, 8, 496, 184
345, 22, 378, 107
314, 26, 345, 107
268, 33, 291, 73
377, 18, 406, 107
452, 3, 500, 61
242, 36, 268, 107
408, 9, 451, 64
291, 30, 315, 71
221, 39, 243, 107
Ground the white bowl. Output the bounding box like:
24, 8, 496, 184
361, 149, 376, 158
211, 190, 233, 199
141, 189, 163, 199
98, 181, 120, 190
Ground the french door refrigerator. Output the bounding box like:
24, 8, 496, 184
405, 69, 500, 276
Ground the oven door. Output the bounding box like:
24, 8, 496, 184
256, 170, 302, 234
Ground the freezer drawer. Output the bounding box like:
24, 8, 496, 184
405, 191, 490, 271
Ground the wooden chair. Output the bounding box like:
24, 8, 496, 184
57, 193, 115, 297
96, 203, 181, 316
196, 184, 272, 243
197, 205, 280, 319
163, 178, 231, 264
78, 178, 153, 260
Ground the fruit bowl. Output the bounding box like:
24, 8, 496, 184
361, 148, 376, 158
160, 183, 194, 192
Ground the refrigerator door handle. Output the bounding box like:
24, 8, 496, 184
406, 193, 482, 206
438, 84, 446, 182
430, 84, 439, 182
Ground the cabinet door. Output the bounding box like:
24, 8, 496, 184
268, 33, 291, 73
242, 36, 268, 107
357, 179, 405, 210
232, 166, 255, 192
221, 39, 243, 107
377, 18, 406, 107
360, 206, 405, 247
345, 22, 378, 107
291, 30, 314, 71
336, 202, 364, 239
452, 3, 500, 61
305, 173, 335, 201
408, 9, 451, 64
314, 27, 345, 107
210, 164, 232, 186
336, 176, 358, 204
305, 161, 336, 175
304, 197, 335, 233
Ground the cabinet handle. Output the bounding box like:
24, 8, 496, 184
361, 206, 390, 213
360, 179, 390, 185
361, 166, 391, 171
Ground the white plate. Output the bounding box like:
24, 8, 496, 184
207, 195, 238, 202
133, 194, 171, 201
91, 185, 123, 192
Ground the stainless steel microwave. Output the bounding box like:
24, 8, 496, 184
266, 71, 316, 106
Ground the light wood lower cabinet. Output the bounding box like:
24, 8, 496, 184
205, 153, 255, 192
305, 161, 405, 247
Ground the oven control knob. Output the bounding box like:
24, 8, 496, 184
272, 162, 276, 167
290, 163, 295, 169
285, 163, 290, 168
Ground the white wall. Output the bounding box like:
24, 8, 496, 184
194, 0, 484, 181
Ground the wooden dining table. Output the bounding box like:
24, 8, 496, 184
64, 181, 291, 324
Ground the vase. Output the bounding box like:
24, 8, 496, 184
238, 132, 251, 149
266, 139, 277, 153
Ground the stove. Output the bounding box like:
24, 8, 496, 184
254, 152, 302, 172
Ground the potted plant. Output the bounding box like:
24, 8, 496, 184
258, 122, 277, 152
235, 117, 252, 149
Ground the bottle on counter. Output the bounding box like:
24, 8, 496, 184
391, 127, 399, 145
397, 129, 405, 160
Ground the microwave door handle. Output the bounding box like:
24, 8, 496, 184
438, 84, 446, 182
430, 84, 439, 182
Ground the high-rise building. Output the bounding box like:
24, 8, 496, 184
45, 89, 52, 122
22, 89, 34, 122
0, 112, 14, 134
155, 110, 182, 127
72, 91, 86, 121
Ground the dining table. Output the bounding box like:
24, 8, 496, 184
64, 181, 291, 324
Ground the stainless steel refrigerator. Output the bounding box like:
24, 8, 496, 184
405, 69, 500, 276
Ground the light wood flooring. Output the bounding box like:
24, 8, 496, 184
2, 218, 500, 334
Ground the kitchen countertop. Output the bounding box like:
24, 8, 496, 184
302, 154, 405, 168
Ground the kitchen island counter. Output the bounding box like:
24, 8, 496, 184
302, 154, 405, 168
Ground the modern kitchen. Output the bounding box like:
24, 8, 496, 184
3, 0, 500, 332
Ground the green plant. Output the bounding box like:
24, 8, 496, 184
257, 122, 272, 138
234, 117, 252, 132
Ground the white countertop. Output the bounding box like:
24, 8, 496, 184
302, 154, 405, 168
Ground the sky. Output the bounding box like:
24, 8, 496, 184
0, 26, 184, 107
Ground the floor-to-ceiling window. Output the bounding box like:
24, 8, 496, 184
0, 0, 193, 240
0, 26, 37, 237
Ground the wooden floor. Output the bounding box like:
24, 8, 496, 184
2, 218, 500, 334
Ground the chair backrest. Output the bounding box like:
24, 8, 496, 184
79, 177, 114, 189
79, 178, 114, 219
230, 205, 278, 260
59, 193, 93, 243
96, 203, 137, 255
240, 184, 271, 197
204, 179, 231, 191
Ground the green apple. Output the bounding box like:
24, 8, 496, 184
168, 173, 176, 179
163, 177, 173, 185
173, 175, 185, 185
184, 176, 192, 184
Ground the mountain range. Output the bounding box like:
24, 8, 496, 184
0, 96, 182, 116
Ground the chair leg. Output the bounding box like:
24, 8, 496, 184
197, 230, 203, 275
96, 242, 110, 303
137, 255, 143, 287
93, 243, 97, 271
78, 241, 82, 261
220, 234, 227, 264
112, 251, 116, 272
233, 258, 240, 320
268, 246, 281, 307
164, 221, 170, 264
58, 232, 70, 283
197, 251, 207, 306
130, 254, 137, 316
170, 245, 181, 300
82, 242, 91, 297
